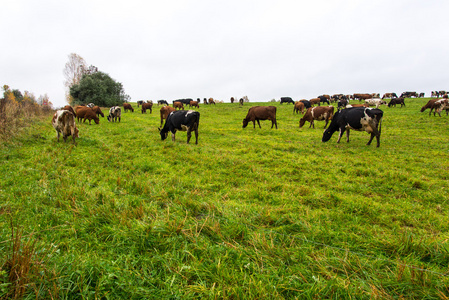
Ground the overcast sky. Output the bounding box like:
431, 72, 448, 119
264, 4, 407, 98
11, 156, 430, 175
2, 0, 448, 108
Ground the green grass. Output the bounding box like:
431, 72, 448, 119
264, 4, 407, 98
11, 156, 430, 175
1, 99, 449, 299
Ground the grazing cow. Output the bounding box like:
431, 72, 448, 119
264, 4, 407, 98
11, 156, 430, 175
141, 102, 153, 113
299, 106, 334, 129
63, 105, 76, 117
322, 107, 383, 147
189, 100, 199, 108
208, 98, 216, 105
293, 101, 305, 114
280, 97, 295, 104
346, 103, 370, 108
382, 93, 398, 99
203, 98, 208, 105
75, 106, 100, 124
157, 100, 169, 106
91, 106, 104, 118
365, 98, 387, 108
300, 99, 311, 109
400, 91, 418, 98
52, 110, 79, 144
173, 101, 184, 110
388, 97, 405, 108
418, 92, 425, 98
239, 98, 244, 106
432, 99, 449, 117
230, 97, 235, 103
420, 99, 439, 115
337, 98, 348, 109
318, 95, 330, 105
309, 98, 321, 106
108, 106, 121, 122
242, 106, 277, 129
123, 103, 134, 112
159, 110, 200, 144
160, 105, 176, 126
353, 93, 374, 101
137, 100, 144, 107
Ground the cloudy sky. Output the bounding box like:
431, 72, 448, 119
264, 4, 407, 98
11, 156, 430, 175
2, 0, 448, 108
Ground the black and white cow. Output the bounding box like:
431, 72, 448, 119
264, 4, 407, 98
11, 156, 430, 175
159, 110, 200, 144
157, 100, 169, 106
322, 107, 384, 147
318, 95, 330, 105
107, 106, 121, 122
280, 97, 295, 104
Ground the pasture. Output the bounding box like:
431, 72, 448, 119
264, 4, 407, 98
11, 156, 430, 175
1, 98, 449, 299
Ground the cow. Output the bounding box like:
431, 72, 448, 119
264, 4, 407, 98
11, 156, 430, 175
86, 103, 95, 108
157, 100, 169, 106
293, 101, 305, 114
382, 93, 398, 99
432, 99, 449, 117
123, 103, 134, 112
141, 102, 153, 113
75, 106, 100, 124
242, 106, 277, 129
309, 98, 321, 106
418, 92, 425, 98
203, 98, 208, 105
173, 101, 184, 110
300, 100, 311, 109
400, 91, 418, 98
108, 106, 121, 122
137, 100, 144, 107
353, 93, 373, 101
365, 98, 387, 108
92, 106, 104, 118
230, 97, 235, 104
387, 97, 405, 108
239, 98, 244, 106
299, 106, 334, 129
322, 107, 383, 147
189, 100, 199, 108
63, 105, 76, 117
337, 98, 348, 109
160, 105, 176, 126
52, 110, 79, 144
159, 110, 200, 144
420, 99, 439, 115
280, 97, 295, 104
208, 98, 216, 105
318, 95, 330, 105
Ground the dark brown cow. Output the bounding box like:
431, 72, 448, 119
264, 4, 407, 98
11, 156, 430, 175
420, 99, 439, 115
353, 93, 374, 101
141, 102, 153, 113
189, 100, 199, 108
230, 97, 235, 103
309, 98, 321, 106
173, 101, 184, 110
299, 106, 334, 129
160, 105, 176, 126
63, 105, 76, 117
243, 106, 277, 129
123, 103, 134, 112
52, 110, 79, 144
75, 106, 100, 124
293, 101, 305, 114
92, 106, 104, 117
387, 97, 405, 108
208, 98, 216, 105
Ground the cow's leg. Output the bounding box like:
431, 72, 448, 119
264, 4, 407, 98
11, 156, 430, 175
346, 129, 350, 143
171, 133, 176, 142
324, 119, 329, 129
56, 132, 60, 142
257, 120, 261, 128
194, 124, 199, 144
186, 128, 192, 144
336, 128, 345, 143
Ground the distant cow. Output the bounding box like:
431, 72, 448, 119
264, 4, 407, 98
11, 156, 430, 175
141, 102, 153, 113
137, 100, 144, 107
189, 100, 199, 108
382, 93, 398, 99
157, 100, 169, 106
280, 97, 294, 104
92, 106, 104, 118
173, 101, 184, 110
309, 98, 321, 106
299, 106, 334, 129
299, 100, 311, 109
239, 98, 244, 106
52, 110, 79, 144
318, 95, 330, 105
322, 107, 384, 147
337, 99, 348, 109
75, 106, 100, 125
387, 97, 405, 108
230, 97, 235, 103
123, 103, 134, 112
400, 91, 418, 98
160, 105, 176, 126
108, 106, 121, 122
353, 93, 373, 101
159, 110, 200, 144
242, 106, 277, 129
365, 98, 387, 108
208, 98, 216, 105
293, 101, 305, 114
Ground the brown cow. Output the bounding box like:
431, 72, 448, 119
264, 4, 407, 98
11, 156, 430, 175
243, 106, 277, 129
123, 103, 134, 112
189, 100, 199, 108
309, 98, 321, 106
92, 106, 104, 117
293, 101, 305, 114
420, 99, 439, 115
299, 106, 334, 129
346, 103, 370, 108
173, 101, 184, 110
141, 102, 153, 113
75, 106, 100, 124
63, 105, 76, 117
208, 98, 216, 105
52, 110, 79, 144
160, 105, 176, 126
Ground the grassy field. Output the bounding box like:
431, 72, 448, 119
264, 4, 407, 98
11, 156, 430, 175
1, 98, 449, 299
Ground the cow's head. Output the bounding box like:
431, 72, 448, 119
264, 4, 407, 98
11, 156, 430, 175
299, 118, 306, 128
242, 119, 249, 128
158, 127, 168, 140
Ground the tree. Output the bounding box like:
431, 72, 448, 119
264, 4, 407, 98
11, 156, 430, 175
70, 71, 129, 107
63, 53, 87, 105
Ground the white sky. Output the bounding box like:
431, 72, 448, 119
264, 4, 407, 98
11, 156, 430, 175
2, 0, 448, 108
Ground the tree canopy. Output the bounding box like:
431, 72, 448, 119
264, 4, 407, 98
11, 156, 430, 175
69, 71, 129, 107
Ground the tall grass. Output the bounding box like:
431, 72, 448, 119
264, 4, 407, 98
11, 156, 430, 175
1, 99, 449, 299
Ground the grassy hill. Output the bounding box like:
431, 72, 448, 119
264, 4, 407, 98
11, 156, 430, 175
1, 99, 448, 299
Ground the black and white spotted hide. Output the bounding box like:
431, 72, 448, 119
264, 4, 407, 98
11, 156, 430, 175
159, 110, 200, 144
107, 106, 121, 122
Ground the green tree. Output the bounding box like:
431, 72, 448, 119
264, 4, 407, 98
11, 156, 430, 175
70, 71, 129, 107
